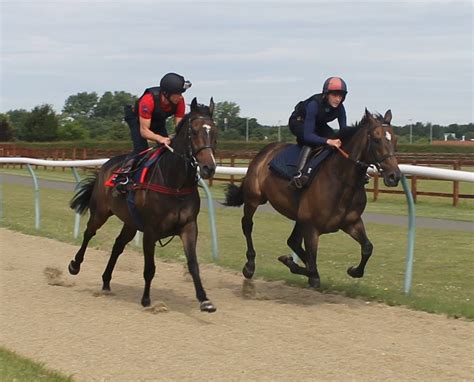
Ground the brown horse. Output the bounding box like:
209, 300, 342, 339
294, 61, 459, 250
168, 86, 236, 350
224, 109, 401, 288
69, 98, 218, 312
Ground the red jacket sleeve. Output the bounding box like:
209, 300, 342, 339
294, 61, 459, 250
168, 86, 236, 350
138, 93, 154, 119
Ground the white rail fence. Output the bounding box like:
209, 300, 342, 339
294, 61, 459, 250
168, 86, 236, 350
0, 157, 473, 295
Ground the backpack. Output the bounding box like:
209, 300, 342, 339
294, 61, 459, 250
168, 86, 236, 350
288, 100, 307, 135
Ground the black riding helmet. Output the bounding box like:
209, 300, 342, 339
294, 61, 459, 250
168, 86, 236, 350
160, 73, 192, 94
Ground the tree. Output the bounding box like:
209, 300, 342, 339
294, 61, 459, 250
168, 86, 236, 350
214, 101, 241, 130
0, 113, 14, 141
20, 104, 59, 141
57, 120, 89, 141
63, 92, 98, 118
6, 109, 30, 138
93, 91, 137, 120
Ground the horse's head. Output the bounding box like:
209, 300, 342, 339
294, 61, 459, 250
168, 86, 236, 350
360, 109, 401, 187
174, 97, 217, 179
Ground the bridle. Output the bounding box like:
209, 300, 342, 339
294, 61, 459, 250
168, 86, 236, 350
171, 115, 216, 168
336, 123, 396, 172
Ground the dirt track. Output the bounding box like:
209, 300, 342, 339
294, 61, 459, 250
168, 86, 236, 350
1, 228, 473, 381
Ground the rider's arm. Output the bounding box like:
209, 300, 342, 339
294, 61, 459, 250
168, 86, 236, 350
174, 98, 186, 127
139, 117, 170, 145
138, 94, 171, 145
337, 105, 348, 133
302, 100, 327, 146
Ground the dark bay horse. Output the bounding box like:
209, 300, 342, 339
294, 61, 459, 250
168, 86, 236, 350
224, 109, 401, 288
69, 98, 218, 312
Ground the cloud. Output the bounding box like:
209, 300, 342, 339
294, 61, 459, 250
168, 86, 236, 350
1, 0, 472, 125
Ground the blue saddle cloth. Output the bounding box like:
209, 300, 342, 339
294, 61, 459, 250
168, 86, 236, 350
269, 145, 333, 181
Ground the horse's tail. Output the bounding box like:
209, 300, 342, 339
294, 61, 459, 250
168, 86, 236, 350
223, 181, 245, 207
70, 173, 98, 215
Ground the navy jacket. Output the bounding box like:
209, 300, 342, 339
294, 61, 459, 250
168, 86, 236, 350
290, 93, 347, 146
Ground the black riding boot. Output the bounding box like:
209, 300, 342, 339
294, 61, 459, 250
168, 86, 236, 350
290, 145, 312, 189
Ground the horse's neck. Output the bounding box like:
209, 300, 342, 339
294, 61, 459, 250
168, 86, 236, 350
156, 139, 196, 188
329, 128, 368, 181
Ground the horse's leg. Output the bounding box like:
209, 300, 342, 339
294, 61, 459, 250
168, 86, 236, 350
69, 211, 111, 275
342, 218, 373, 278
302, 225, 321, 288
141, 232, 156, 307
241, 200, 259, 279
101, 224, 137, 291
180, 221, 216, 313
278, 222, 311, 276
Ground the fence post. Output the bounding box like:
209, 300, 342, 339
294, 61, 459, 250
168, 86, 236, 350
198, 177, 219, 261
71, 168, 82, 239
26, 164, 41, 230
453, 161, 460, 207
230, 156, 235, 185
401, 174, 416, 295
411, 161, 417, 203
373, 174, 379, 201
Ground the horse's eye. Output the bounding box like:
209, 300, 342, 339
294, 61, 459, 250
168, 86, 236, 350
373, 138, 382, 145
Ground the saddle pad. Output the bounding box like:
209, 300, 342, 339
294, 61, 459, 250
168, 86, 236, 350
269, 145, 333, 181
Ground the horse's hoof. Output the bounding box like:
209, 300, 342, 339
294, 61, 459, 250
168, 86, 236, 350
278, 255, 292, 267
141, 297, 151, 307
347, 266, 364, 278
308, 277, 320, 289
242, 264, 254, 279
102, 284, 111, 292
200, 300, 216, 313
68, 261, 80, 275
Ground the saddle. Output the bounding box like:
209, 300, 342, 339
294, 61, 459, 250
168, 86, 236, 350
104, 147, 164, 189
269, 145, 333, 186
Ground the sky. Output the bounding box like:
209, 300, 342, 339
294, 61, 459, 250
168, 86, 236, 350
1, 0, 473, 127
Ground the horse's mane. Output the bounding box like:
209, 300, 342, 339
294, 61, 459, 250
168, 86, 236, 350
338, 112, 385, 143
175, 103, 213, 135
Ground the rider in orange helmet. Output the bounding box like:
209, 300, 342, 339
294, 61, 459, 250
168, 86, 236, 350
288, 76, 349, 189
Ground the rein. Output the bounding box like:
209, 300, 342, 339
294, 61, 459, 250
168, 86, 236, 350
336, 123, 395, 172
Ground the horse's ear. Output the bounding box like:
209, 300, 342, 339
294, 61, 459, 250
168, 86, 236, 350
191, 97, 198, 111
364, 108, 373, 121
209, 97, 215, 116
383, 109, 392, 124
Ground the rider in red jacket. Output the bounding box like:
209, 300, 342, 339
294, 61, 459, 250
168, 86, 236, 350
116, 73, 192, 189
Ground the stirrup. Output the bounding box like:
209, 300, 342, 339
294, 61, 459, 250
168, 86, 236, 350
290, 173, 304, 189
118, 177, 130, 185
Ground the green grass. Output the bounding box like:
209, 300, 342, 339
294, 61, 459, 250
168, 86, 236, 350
0, 347, 72, 381
2, 167, 473, 222
0, 183, 473, 320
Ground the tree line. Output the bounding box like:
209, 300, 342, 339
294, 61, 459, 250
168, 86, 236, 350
0, 90, 472, 143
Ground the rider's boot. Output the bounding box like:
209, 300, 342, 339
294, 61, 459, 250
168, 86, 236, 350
289, 145, 312, 189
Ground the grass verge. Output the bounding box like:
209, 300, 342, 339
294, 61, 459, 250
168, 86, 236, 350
0, 347, 72, 381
